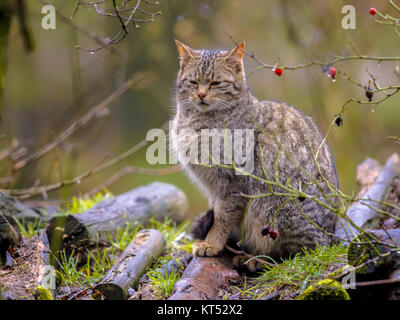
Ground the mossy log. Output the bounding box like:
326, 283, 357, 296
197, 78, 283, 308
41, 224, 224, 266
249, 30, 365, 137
335, 153, 400, 244
46, 182, 188, 258
168, 256, 239, 300
0, 231, 55, 300
297, 279, 350, 300
347, 229, 400, 276
347, 230, 400, 300
94, 229, 165, 300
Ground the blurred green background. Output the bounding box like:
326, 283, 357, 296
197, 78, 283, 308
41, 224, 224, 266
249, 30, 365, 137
1, 0, 399, 218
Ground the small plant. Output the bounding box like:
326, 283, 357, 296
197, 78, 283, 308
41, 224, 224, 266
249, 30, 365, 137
13, 217, 45, 238
56, 248, 113, 288
236, 244, 347, 299
148, 269, 180, 299
106, 223, 140, 252
82, 249, 113, 284
58, 191, 112, 215
56, 250, 84, 287
149, 217, 194, 253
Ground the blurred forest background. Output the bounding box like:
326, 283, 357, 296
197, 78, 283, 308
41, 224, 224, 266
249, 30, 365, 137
0, 0, 399, 218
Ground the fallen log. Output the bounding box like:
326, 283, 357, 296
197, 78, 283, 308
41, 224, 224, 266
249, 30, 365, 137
168, 256, 240, 300
46, 182, 188, 258
355, 158, 383, 198
0, 231, 55, 300
0, 191, 43, 221
346, 229, 400, 300
335, 153, 400, 244
0, 212, 20, 265
94, 229, 165, 300
347, 229, 400, 277
0, 191, 44, 262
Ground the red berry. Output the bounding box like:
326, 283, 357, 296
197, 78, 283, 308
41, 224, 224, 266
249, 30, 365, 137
369, 8, 377, 15
328, 66, 336, 79
274, 68, 283, 76
269, 229, 279, 240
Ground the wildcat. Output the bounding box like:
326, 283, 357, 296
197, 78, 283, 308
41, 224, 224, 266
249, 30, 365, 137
171, 40, 339, 271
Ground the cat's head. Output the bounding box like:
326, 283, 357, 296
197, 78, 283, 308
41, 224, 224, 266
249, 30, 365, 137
175, 40, 247, 113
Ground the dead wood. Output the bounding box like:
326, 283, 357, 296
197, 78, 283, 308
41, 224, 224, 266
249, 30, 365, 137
94, 229, 165, 300
335, 153, 400, 244
0, 231, 54, 300
0, 191, 43, 263
347, 229, 400, 277
168, 255, 240, 300
46, 182, 188, 259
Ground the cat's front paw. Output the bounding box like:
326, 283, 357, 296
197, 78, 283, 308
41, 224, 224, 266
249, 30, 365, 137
193, 240, 222, 257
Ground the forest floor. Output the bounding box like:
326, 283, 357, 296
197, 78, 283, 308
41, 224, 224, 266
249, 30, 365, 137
1, 174, 400, 300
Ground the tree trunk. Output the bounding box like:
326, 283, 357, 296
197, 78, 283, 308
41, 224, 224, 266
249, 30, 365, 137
94, 229, 165, 300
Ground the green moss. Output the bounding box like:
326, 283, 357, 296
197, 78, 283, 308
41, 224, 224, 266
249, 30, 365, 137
296, 279, 350, 300
35, 285, 54, 300
346, 233, 384, 275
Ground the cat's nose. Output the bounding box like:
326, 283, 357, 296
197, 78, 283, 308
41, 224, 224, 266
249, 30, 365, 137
198, 92, 207, 100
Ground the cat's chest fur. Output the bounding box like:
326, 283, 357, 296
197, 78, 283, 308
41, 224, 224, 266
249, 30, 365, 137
171, 103, 253, 199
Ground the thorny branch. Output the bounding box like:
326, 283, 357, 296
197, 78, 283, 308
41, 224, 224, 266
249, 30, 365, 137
224, 1, 400, 119
69, 0, 161, 53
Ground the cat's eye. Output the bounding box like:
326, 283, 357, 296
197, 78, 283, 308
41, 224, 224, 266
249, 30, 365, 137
210, 81, 221, 86
185, 79, 198, 88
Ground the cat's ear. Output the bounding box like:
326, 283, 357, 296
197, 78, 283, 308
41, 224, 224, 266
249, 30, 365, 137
224, 42, 245, 73
175, 40, 196, 67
